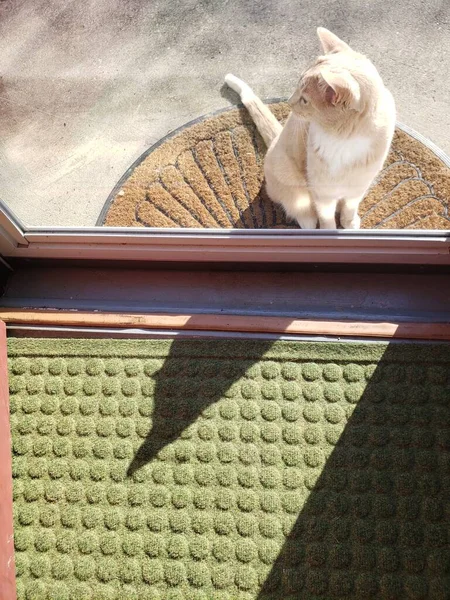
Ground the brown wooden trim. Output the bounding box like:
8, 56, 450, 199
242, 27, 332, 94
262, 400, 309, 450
0, 320, 16, 599
2, 309, 450, 340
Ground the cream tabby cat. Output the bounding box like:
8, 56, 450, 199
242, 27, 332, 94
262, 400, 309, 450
225, 28, 395, 229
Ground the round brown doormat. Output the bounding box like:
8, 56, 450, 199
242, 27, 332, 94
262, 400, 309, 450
99, 102, 450, 229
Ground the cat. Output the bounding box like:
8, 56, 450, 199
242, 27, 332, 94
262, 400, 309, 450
225, 28, 396, 229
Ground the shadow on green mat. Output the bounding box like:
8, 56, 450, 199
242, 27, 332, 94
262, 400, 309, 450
127, 336, 449, 599
127, 337, 276, 475
257, 341, 450, 599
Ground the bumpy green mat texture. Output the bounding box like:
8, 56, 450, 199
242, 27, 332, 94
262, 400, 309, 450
7, 339, 450, 600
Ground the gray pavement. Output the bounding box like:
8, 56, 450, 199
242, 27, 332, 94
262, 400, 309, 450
0, 0, 448, 226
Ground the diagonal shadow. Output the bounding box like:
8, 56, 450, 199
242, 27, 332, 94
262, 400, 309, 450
126, 329, 449, 599
127, 333, 279, 476
257, 339, 450, 599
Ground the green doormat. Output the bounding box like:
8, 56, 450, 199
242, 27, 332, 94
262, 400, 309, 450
7, 339, 450, 600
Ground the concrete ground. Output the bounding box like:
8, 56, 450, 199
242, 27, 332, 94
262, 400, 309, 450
0, 0, 448, 227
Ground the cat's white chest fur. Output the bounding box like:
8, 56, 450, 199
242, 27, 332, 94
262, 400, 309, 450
309, 123, 371, 175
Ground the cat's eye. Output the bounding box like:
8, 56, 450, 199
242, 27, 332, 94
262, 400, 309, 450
300, 96, 308, 104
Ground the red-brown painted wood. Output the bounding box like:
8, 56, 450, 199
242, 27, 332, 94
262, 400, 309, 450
0, 320, 16, 599
1, 309, 450, 340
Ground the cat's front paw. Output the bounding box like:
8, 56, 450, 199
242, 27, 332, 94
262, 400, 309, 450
319, 218, 337, 230
341, 214, 361, 230
295, 207, 318, 229
298, 214, 318, 229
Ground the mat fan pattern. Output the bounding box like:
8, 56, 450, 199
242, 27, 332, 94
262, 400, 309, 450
102, 104, 450, 229
8, 339, 450, 599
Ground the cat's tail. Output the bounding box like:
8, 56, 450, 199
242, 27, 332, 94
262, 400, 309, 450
225, 74, 282, 146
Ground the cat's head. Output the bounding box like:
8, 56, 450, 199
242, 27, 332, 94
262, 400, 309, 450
288, 28, 383, 129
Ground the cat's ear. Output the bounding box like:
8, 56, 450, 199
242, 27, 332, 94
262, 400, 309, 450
317, 28, 350, 54
320, 68, 361, 110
